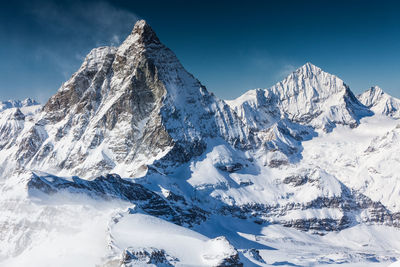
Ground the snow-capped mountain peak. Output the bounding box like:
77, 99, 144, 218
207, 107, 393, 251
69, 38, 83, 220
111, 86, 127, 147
295, 62, 323, 77
0, 98, 39, 112
116, 19, 162, 58
272, 62, 350, 102
358, 85, 384, 107
358, 86, 400, 118
129, 19, 161, 45
229, 62, 372, 134
21, 98, 39, 107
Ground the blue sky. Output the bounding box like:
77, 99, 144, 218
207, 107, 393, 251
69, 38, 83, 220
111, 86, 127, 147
0, 0, 399, 103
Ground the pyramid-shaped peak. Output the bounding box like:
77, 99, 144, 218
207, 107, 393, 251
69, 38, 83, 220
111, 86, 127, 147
282, 63, 346, 87
12, 108, 25, 120
274, 62, 347, 96
303, 62, 321, 69
134, 19, 150, 29
130, 19, 160, 45
296, 62, 323, 75
21, 98, 39, 106
369, 85, 384, 95
358, 85, 387, 107
358, 85, 400, 117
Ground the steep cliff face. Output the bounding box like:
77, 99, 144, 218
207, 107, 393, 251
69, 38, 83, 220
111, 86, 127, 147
1, 20, 247, 179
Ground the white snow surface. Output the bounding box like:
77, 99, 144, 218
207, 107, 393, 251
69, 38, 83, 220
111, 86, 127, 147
1, 176, 399, 267
109, 213, 239, 266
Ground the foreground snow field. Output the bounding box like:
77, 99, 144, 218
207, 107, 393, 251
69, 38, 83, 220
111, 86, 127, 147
1, 180, 399, 266
1, 20, 400, 266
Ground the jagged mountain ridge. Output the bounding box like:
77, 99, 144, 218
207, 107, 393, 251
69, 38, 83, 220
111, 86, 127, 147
0, 98, 39, 112
1, 20, 400, 266
225, 62, 375, 165
227, 62, 372, 133
0, 20, 248, 178
358, 85, 400, 118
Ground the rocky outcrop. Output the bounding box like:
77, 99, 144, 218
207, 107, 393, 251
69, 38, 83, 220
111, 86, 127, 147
202, 237, 243, 267
120, 247, 178, 266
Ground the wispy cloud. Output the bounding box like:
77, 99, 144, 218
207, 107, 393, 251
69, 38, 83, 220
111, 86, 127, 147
29, 1, 138, 46
22, 1, 139, 101
276, 63, 297, 80
30, 1, 137, 76
237, 48, 300, 88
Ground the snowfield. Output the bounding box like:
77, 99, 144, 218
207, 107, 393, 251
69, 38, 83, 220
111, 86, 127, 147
1, 182, 399, 266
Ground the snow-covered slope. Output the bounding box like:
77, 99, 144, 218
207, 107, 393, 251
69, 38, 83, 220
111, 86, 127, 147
1, 20, 400, 267
2, 170, 400, 266
358, 86, 400, 118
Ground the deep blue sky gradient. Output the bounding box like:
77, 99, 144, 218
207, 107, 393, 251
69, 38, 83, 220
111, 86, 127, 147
1, 0, 399, 103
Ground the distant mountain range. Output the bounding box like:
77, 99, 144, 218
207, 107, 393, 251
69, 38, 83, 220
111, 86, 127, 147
1, 20, 400, 266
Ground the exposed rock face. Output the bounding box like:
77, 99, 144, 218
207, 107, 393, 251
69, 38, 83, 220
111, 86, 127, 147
120, 247, 178, 266
245, 248, 266, 264
358, 86, 400, 118
0, 20, 248, 179
283, 174, 308, 186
